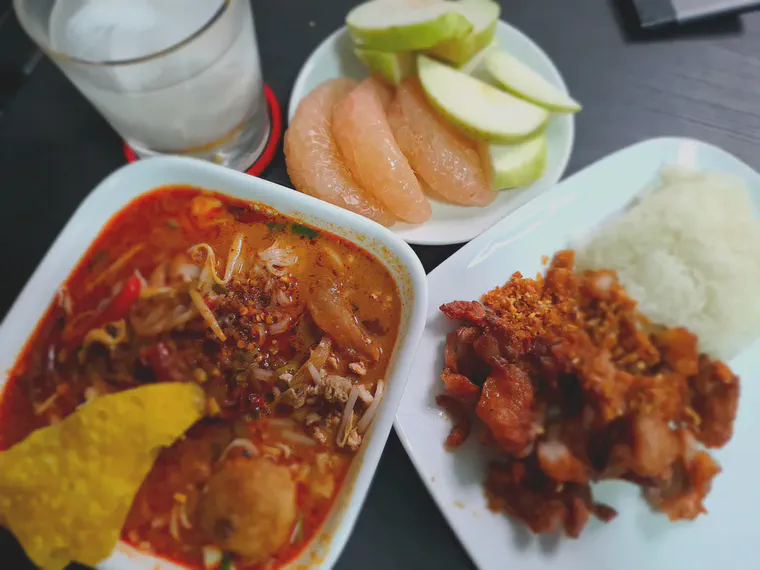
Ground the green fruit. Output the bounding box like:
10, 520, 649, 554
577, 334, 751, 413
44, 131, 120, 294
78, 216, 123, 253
427, 1, 500, 65
479, 134, 547, 190
417, 54, 549, 143
346, 1, 472, 52
457, 38, 498, 75
485, 50, 581, 113
354, 48, 415, 85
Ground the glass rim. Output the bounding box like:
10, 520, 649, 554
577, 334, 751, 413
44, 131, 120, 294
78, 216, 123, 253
13, 0, 231, 67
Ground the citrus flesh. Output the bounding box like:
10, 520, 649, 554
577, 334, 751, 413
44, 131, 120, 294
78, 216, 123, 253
392, 78, 494, 206
332, 78, 432, 224
284, 78, 395, 226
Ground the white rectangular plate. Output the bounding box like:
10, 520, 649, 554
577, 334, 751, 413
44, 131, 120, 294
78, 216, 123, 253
395, 137, 760, 570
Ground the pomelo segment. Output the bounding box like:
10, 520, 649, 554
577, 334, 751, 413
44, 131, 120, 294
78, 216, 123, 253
365, 75, 394, 110
417, 54, 549, 143
332, 78, 432, 223
427, 0, 500, 65
354, 48, 415, 85
391, 78, 494, 206
386, 97, 416, 158
479, 134, 547, 190
347, 1, 472, 51
284, 79, 395, 226
485, 50, 581, 113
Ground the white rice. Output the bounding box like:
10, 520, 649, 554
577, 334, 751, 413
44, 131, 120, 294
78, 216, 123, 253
576, 166, 760, 361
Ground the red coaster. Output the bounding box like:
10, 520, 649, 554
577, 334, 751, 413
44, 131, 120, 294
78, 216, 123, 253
123, 83, 283, 177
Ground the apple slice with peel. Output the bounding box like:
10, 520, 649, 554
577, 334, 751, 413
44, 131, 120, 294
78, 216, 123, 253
485, 50, 581, 113
347, 1, 472, 52
479, 134, 547, 190
417, 54, 549, 143
427, 1, 500, 66
354, 48, 415, 85
457, 38, 498, 76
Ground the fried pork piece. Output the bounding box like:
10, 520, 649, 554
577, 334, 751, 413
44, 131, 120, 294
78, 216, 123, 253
486, 459, 616, 538
438, 249, 740, 537
441, 370, 480, 403
654, 327, 699, 376
441, 328, 482, 403
440, 300, 488, 324
644, 431, 722, 520
537, 439, 589, 484
627, 371, 689, 422
578, 269, 661, 373
552, 330, 632, 423
689, 355, 739, 448
476, 364, 536, 457
537, 417, 593, 484
605, 414, 681, 479
444, 326, 481, 373
436, 394, 471, 450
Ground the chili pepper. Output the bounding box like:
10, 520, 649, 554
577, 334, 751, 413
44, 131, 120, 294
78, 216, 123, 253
143, 342, 172, 381
100, 274, 142, 323
248, 395, 267, 410
65, 274, 142, 348
218, 554, 233, 570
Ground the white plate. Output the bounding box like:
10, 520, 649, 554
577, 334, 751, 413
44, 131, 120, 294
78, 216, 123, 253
288, 23, 575, 246
394, 137, 760, 570
0, 156, 428, 570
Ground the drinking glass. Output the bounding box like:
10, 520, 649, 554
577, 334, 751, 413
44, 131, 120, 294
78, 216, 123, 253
14, 0, 269, 171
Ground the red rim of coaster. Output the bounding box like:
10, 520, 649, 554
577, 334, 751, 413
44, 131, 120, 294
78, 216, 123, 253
123, 84, 282, 177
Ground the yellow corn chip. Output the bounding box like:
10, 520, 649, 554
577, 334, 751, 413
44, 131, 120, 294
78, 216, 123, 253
0, 383, 205, 570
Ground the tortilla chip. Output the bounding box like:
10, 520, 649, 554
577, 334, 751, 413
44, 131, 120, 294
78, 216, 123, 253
0, 383, 205, 570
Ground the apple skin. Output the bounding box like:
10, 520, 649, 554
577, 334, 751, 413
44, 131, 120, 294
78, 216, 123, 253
479, 135, 547, 190
347, 2, 473, 52
426, 1, 501, 65
355, 48, 415, 85
417, 54, 549, 144
485, 50, 582, 113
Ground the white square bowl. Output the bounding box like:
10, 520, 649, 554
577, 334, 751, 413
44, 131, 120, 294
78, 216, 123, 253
0, 156, 428, 570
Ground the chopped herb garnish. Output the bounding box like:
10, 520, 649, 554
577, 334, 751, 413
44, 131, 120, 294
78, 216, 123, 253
219, 553, 233, 570
267, 221, 287, 232
89, 250, 108, 269
291, 223, 319, 239
167, 218, 179, 229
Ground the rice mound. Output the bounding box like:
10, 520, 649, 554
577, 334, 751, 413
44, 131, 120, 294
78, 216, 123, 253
576, 167, 760, 361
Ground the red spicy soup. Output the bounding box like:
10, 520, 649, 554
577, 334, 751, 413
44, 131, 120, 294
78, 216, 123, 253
0, 188, 401, 569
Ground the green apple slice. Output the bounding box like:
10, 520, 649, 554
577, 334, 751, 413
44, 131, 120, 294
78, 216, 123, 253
354, 48, 415, 85
479, 134, 547, 190
347, 1, 473, 52
457, 38, 498, 75
417, 54, 549, 143
485, 50, 581, 113
427, 1, 500, 65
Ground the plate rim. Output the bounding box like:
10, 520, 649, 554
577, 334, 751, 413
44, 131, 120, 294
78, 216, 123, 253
288, 22, 576, 246
392, 135, 759, 570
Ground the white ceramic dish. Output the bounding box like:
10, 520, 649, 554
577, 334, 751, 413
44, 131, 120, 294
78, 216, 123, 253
395, 137, 760, 570
288, 23, 575, 246
0, 156, 428, 570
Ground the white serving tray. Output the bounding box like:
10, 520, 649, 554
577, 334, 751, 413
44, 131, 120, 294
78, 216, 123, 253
395, 137, 760, 570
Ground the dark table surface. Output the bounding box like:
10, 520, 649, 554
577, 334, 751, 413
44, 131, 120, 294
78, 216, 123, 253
2, 0, 760, 568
